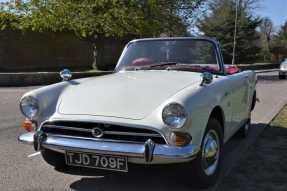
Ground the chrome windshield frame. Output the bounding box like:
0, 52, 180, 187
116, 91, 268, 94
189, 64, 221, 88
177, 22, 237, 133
114, 37, 225, 74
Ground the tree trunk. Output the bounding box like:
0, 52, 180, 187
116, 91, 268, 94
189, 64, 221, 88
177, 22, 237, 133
92, 43, 98, 70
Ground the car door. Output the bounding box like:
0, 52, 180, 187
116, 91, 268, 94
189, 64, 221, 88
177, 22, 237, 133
228, 72, 249, 133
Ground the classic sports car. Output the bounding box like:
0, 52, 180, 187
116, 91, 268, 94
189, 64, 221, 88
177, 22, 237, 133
19, 37, 257, 187
279, 58, 287, 79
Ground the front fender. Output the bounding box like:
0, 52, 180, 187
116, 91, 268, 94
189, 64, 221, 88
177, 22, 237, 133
20, 81, 72, 125
172, 76, 230, 148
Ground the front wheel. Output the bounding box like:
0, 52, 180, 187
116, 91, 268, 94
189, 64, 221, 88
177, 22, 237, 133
190, 118, 223, 188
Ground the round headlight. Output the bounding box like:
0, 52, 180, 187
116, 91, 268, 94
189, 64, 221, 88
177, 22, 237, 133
162, 103, 187, 128
20, 96, 39, 120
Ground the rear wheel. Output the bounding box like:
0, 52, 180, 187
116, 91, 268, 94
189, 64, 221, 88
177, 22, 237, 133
190, 118, 223, 188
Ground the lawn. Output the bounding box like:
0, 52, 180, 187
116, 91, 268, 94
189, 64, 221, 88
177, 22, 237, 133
270, 106, 287, 128
217, 105, 287, 191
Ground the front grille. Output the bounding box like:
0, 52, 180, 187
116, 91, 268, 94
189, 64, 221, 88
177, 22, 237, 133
41, 121, 166, 144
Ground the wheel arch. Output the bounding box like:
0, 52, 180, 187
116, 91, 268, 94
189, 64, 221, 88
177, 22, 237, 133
209, 106, 225, 137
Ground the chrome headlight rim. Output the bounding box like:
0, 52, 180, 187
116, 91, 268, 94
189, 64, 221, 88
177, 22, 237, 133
162, 102, 187, 129
20, 96, 39, 120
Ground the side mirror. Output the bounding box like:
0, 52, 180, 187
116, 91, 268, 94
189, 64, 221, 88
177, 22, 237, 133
60, 69, 72, 81
200, 72, 213, 86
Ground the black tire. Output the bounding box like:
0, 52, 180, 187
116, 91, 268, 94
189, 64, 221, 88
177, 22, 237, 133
190, 118, 223, 188
238, 119, 251, 138
279, 75, 285, 79
41, 149, 66, 169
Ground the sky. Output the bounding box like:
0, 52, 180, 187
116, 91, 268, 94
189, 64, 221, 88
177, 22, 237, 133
0, 0, 287, 28
254, 0, 287, 28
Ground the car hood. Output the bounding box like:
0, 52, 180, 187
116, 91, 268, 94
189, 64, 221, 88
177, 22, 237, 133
58, 71, 201, 120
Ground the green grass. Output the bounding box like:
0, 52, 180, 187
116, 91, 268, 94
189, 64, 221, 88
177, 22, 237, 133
270, 105, 287, 128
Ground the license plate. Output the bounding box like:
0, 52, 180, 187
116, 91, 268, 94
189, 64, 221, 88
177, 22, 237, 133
65, 151, 128, 172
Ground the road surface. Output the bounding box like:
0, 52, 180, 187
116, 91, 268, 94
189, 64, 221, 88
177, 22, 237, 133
0, 71, 286, 191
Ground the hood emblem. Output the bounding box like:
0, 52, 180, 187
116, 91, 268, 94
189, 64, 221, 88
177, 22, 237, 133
91, 127, 104, 138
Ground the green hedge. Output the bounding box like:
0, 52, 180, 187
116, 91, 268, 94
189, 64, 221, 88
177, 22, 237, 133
0, 12, 21, 30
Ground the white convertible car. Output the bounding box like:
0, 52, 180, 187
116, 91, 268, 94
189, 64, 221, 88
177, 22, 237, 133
19, 37, 256, 187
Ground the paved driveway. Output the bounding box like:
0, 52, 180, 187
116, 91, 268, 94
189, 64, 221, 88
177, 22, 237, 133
0, 72, 286, 191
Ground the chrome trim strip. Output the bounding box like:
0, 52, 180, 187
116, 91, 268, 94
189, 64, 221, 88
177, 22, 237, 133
43, 124, 92, 133
44, 133, 150, 144
103, 131, 162, 137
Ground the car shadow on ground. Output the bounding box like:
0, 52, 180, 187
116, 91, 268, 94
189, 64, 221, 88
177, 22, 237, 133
70, 173, 191, 191
68, 123, 268, 191
66, 160, 196, 191
217, 124, 287, 191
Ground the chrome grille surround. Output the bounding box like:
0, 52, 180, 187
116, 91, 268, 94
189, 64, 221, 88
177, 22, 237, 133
41, 121, 167, 144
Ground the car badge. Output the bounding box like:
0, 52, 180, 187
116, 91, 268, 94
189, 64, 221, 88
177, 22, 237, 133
91, 127, 104, 138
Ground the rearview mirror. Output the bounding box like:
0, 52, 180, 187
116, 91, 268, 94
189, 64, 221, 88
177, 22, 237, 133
201, 72, 213, 86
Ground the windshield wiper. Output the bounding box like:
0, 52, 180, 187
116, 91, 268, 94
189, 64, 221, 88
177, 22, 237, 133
138, 62, 178, 70
125, 62, 178, 71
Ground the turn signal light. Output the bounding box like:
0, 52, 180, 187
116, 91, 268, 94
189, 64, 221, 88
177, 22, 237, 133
23, 120, 33, 132
170, 132, 192, 146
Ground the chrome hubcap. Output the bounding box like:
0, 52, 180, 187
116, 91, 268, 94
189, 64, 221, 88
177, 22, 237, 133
201, 129, 220, 176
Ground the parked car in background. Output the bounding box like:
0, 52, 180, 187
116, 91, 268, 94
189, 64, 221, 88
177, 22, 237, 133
18, 37, 257, 188
279, 58, 287, 79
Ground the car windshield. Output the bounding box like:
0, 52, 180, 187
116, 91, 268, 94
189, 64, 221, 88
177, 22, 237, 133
115, 39, 221, 74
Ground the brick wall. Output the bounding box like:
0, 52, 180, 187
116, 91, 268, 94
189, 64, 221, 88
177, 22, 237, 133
0, 30, 131, 72
0, 30, 95, 72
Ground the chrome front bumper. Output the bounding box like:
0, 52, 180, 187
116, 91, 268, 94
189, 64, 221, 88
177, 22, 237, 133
19, 131, 199, 164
